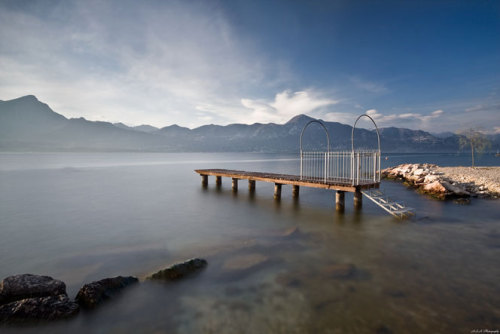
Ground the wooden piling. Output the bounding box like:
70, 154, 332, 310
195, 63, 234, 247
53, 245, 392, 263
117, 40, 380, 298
201, 174, 208, 187
336, 190, 345, 212
354, 188, 362, 209
195, 169, 379, 212
274, 183, 282, 199
216, 176, 222, 187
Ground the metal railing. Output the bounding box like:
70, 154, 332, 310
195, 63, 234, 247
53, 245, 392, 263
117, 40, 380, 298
298, 114, 381, 186
300, 150, 380, 185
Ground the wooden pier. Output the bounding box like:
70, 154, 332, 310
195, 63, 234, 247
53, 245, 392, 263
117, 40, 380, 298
195, 169, 379, 211
193, 116, 415, 218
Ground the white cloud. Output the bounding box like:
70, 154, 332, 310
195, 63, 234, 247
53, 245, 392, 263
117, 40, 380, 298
241, 90, 338, 124
365, 109, 444, 126
0, 1, 291, 128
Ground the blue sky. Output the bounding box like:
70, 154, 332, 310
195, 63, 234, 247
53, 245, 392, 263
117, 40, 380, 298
0, 0, 499, 132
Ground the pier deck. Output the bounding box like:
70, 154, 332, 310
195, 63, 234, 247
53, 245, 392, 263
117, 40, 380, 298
195, 169, 379, 192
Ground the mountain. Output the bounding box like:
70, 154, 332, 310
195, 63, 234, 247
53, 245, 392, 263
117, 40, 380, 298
2, 95, 495, 153
432, 131, 455, 138
0, 96, 168, 151
113, 122, 159, 133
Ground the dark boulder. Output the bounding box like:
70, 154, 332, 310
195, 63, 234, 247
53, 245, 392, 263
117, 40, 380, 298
0, 274, 66, 306
0, 294, 79, 322
75, 276, 138, 309
148, 258, 207, 281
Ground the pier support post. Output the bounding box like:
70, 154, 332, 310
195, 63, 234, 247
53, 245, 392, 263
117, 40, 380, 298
232, 178, 238, 192
336, 191, 345, 212
274, 183, 282, 199
216, 176, 222, 187
201, 174, 208, 187
354, 188, 362, 209
248, 180, 256, 192
292, 185, 300, 198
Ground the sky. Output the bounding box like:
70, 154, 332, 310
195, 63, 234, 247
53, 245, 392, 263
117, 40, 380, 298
0, 0, 499, 133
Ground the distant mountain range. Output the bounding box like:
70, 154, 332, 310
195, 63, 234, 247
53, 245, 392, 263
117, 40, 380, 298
1, 95, 498, 152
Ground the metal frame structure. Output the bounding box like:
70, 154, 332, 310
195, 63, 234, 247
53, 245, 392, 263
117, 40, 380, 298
299, 115, 381, 186
350, 114, 381, 185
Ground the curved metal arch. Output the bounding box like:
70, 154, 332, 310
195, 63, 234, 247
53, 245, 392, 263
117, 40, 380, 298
300, 120, 331, 152
351, 114, 381, 152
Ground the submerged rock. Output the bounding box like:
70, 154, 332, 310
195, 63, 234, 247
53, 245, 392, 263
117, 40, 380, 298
0, 274, 67, 306
223, 253, 269, 271
281, 226, 303, 239
323, 263, 357, 279
75, 276, 138, 309
148, 258, 207, 281
0, 295, 79, 322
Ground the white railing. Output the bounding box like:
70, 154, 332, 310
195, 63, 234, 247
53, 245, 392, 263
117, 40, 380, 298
300, 150, 380, 185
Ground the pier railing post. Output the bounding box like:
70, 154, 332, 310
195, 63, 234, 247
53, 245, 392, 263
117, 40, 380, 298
377, 151, 381, 182
300, 151, 303, 180
324, 151, 327, 183
351, 151, 355, 186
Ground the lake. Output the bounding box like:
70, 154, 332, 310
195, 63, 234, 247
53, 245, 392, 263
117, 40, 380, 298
0, 152, 499, 333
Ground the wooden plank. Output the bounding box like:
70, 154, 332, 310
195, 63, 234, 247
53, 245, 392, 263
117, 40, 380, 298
195, 169, 379, 193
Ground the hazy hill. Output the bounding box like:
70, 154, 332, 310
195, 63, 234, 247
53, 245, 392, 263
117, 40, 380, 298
1, 95, 489, 153
0, 96, 167, 151
113, 122, 159, 133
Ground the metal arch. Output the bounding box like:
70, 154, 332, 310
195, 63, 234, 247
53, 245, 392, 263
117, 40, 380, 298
299, 120, 331, 152
351, 114, 381, 153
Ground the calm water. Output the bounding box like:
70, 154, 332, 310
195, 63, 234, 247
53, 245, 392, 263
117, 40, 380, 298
0, 152, 499, 333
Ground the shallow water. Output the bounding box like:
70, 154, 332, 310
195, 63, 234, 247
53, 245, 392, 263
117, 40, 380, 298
0, 152, 499, 333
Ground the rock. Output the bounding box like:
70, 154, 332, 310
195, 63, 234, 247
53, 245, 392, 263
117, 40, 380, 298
453, 198, 471, 205
423, 180, 447, 194
323, 263, 356, 279
0, 274, 66, 306
148, 258, 207, 281
0, 295, 78, 322
223, 253, 269, 271
413, 168, 425, 176
424, 174, 439, 183
281, 226, 302, 238
414, 177, 425, 185
275, 273, 302, 288
441, 181, 470, 196
75, 276, 138, 309
375, 324, 394, 334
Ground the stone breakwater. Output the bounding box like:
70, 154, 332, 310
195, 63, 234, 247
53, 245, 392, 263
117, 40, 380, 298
382, 164, 500, 199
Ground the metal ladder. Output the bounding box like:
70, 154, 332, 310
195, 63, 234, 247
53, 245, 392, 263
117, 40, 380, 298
361, 189, 415, 219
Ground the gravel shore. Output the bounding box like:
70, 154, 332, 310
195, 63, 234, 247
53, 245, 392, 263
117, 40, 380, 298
382, 164, 500, 199
435, 166, 500, 194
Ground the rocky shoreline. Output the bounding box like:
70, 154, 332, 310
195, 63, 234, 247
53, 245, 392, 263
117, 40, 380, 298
382, 164, 500, 200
